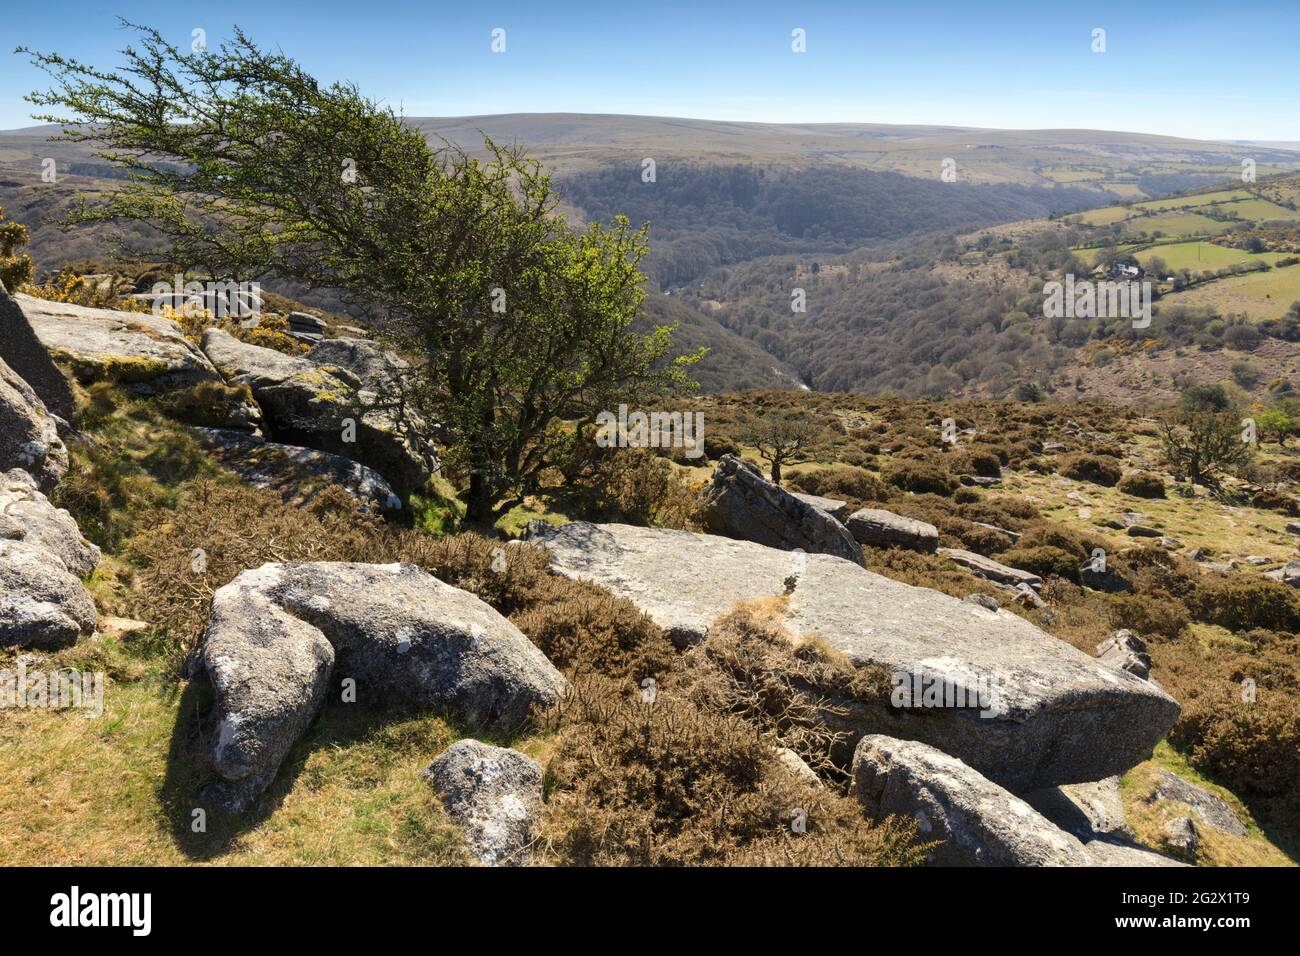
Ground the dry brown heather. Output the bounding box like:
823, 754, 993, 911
11, 384, 1297, 864
536, 671, 925, 867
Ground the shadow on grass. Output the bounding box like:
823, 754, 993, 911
1230, 791, 1300, 864
159, 677, 516, 861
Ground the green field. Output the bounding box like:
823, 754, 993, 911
1042, 167, 1106, 182
1218, 197, 1300, 222
1075, 205, 1134, 226
1135, 240, 1280, 272
1164, 262, 1300, 320
1104, 183, 1146, 199
1069, 187, 1299, 237
1123, 211, 1233, 237
1132, 189, 1250, 212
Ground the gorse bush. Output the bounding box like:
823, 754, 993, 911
565, 445, 705, 530
126, 481, 383, 668
1058, 452, 1123, 486
786, 464, 885, 505
951, 447, 1002, 478
882, 458, 957, 496
1118, 471, 1167, 498
1187, 577, 1300, 633
0, 204, 35, 291
1016, 523, 1099, 558
1106, 593, 1190, 641
1159, 633, 1300, 854
159, 380, 257, 429
1000, 545, 1080, 583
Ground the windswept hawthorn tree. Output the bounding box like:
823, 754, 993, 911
22, 22, 700, 521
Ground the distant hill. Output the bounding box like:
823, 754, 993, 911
5, 115, 1300, 401
403, 115, 1300, 194
7, 114, 1300, 189
559, 162, 1100, 288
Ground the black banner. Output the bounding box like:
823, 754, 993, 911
0, 865, 1286, 941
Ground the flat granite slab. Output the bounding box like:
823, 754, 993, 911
15, 293, 219, 390
527, 521, 1179, 793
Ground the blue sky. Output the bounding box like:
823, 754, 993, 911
3, 0, 1297, 140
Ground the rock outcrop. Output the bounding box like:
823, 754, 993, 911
14, 293, 220, 391
846, 507, 939, 553
1162, 816, 1199, 860
1264, 561, 1300, 588
0, 538, 97, 649
287, 311, 328, 343
852, 735, 1182, 867
202, 326, 315, 391
0, 355, 68, 492
201, 329, 432, 493
789, 491, 848, 520
1081, 840, 1186, 867
0, 469, 101, 577
1095, 630, 1153, 681
1147, 770, 1247, 837
0, 286, 75, 418
421, 739, 543, 866
306, 337, 411, 392
851, 734, 1092, 866
939, 547, 1043, 589
775, 747, 824, 787
188, 561, 566, 811
528, 521, 1179, 792
1026, 776, 1133, 842
702, 455, 864, 566
194, 428, 401, 512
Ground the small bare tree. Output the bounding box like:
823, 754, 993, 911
737, 410, 828, 485
1159, 399, 1253, 487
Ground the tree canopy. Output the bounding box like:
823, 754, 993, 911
22, 21, 700, 519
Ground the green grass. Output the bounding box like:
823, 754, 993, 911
1119, 742, 1295, 867
1135, 240, 1279, 273
1006, 438, 1300, 563
1074, 205, 1134, 226
494, 498, 572, 537
1218, 198, 1300, 222
1042, 167, 1105, 183
1069, 187, 1296, 242
1104, 183, 1146, 199
1167, 262, 1300, 321
1133, 189, 1252, 213
0, 654, 479, 865
407, 477, 466, 535
1124, 211, 1234, 238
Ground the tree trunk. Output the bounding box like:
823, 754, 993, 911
465, 471, 495, 525
770, 459, 782, 486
